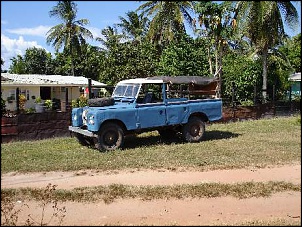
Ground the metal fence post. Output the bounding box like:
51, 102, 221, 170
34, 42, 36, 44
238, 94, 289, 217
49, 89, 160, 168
16, 87, 20, 114
88, 78, 92, 99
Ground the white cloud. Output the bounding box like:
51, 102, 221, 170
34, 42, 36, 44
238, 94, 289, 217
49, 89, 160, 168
6, 25, 52, 38
87, 26, 103, 39
1, 20, 8, 25
1, 34, 45, 70
85, 26, 106, 49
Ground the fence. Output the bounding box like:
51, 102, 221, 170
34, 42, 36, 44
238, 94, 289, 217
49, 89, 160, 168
4, 101, 300, 143
1, 111, 71, 143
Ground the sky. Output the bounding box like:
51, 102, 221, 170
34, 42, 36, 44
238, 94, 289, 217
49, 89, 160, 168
1, 1, 301, 71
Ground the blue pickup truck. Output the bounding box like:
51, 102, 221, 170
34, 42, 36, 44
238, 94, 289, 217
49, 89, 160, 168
69, 76, 222, 151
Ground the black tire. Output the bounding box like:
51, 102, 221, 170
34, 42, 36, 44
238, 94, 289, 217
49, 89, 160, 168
74, 133, 94, 147
88, 97, 115, 107
96, 122, 124, 151
182, 116, 205, 142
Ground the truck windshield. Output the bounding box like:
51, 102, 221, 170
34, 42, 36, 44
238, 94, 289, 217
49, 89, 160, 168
112, 84, 140, 98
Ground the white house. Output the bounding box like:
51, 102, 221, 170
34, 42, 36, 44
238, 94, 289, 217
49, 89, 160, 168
288, 72, 301, 98
1, 73, 107, 112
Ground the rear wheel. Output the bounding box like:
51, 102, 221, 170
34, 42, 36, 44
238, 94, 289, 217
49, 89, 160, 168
182, 116, 205, 142
96, 122, 124, 151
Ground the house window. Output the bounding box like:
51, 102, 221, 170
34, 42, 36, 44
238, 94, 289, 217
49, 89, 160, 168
8, 90, 16, 100
21, 89, 30, 100
61, 87, 66, 92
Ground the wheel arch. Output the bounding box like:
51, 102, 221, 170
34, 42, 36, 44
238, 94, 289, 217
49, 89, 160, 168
98, 119, 127, 132
189, 112, 209, 122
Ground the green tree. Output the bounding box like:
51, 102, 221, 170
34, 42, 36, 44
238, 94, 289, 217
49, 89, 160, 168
222, 52, 262, 104
156, 33, 209, 76
278, 33, 301, 73
98, 40, 159, 85
9, 55, 26, 74
23, 47, 54, 74
74, 44, 105, 81
1, 58, 6, 73
46, 1, 93, 76
233, 1, 299, 101
117, 11, 150, 44
8, 47, 54, 74
194, 1, 236, 98
96, 26, 124, 51
136, 1, 195, 44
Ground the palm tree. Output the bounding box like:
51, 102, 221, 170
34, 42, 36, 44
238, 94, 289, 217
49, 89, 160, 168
194, 1, 235, 98
136, 1, 195, 44
46, 1, 93, 76
96, 26, 124, 51
116, 11, 150, 44
233, 1, 299, 101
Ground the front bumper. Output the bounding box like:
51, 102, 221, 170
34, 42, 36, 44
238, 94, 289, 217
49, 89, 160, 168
69, 126, 98, 138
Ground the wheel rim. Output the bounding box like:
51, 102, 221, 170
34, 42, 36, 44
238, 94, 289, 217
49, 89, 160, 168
103, 130, 118, 147
190, 124, 200, 137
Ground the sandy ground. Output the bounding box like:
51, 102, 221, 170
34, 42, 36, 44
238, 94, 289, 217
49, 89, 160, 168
1, 164, 301, 226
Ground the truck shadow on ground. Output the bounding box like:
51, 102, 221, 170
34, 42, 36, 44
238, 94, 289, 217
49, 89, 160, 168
123, 130, 240, 150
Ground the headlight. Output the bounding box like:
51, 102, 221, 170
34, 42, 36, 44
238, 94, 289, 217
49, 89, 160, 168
82, 109, 88, 125
88, 115, 95, 125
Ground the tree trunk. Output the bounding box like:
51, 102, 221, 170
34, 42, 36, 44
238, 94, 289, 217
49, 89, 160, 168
217, 43, 223, 99
207, 47, 213, 75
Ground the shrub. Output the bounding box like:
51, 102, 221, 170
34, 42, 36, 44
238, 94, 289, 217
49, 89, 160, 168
35, 96, 42, 104
72, 95, 88, 108
44, 99, 53, 110
19, 94, 27, 111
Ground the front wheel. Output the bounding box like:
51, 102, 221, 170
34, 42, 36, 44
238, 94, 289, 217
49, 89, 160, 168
182, 116, 205, 142
96, 122, 124, 152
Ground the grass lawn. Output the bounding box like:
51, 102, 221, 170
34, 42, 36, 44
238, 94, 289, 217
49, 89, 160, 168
1, 115, 301, 226
1, 115, 300, 173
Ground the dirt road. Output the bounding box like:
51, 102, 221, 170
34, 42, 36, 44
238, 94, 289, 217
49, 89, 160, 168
1, 164, 301, 226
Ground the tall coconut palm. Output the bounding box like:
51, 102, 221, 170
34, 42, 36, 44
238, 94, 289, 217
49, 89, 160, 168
136, 1, 195, 44
194, 1, 235, 98
96, 26, 124, 51
233, 1, 299, 101
116, 11, 150, 44
46, 1, 93, 76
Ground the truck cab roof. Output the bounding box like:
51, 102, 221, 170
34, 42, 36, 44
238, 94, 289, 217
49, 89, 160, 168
116, 76, 218, 86
116, 78, 164, 85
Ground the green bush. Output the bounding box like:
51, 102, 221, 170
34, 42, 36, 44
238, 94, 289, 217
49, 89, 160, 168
44, 99, 53, 110
71, 95, 88, 108
240, 99, 254, 106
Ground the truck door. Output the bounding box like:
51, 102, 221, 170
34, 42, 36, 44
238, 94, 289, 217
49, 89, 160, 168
166, 102, 188, 125
136, 103, 166, 129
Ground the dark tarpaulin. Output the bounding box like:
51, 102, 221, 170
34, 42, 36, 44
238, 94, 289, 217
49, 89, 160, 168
147, 76, 218, 85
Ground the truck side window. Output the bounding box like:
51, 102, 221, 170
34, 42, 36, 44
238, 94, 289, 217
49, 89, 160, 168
137, 83, 163, 104
143, 92, 154, 103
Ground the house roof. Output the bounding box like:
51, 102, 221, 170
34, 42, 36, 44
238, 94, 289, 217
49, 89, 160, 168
289, 72, 301, 82
1, 73, 107, 87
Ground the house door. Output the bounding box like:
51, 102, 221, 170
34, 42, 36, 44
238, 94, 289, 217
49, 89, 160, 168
40, 87, 51, 100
